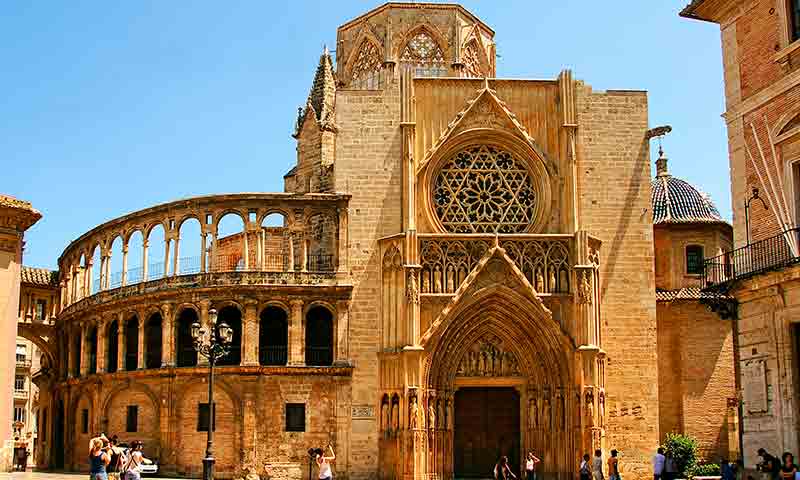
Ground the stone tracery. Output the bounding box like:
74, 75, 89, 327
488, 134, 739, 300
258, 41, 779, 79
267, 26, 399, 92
433, 145, 537, 234
350, 39, 383, 89
400, 30, 447, 77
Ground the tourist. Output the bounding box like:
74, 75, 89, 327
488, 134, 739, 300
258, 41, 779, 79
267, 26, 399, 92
316, 444, 336, 480
664, 451, 677, 480
580, 454, 592, 480
122, 440, 153, 480
721, 458, 737, 480
593, 450, 604, 480
107, 435, 126, 480
758, 449, 780, 480
779, 453, 797, 480
494, 456, 517, 480
653, 448, 665, 480
89, 437, 111, 480
608, 450, 620, 480
525, 451, 541, 480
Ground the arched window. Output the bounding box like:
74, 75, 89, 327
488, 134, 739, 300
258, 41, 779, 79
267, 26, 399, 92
305, 306, 333, 366
176, 308, 198, 367
463, 41, 483, 78
400, 30, 447, 78
259, 306, 288, 366
145, 313, 162, 369
107, 321, 118, 373
72, 332, 81, 377
350, 39, 383, 89
88, 326, 98, 375
686, 245, 704, 275
217, 306, 242, 366
125, 317, 139, 371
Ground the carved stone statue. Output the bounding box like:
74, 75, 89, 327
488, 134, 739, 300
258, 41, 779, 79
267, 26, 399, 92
543, 396, 552, 430
446, 265, 455, 292
536, 269, 544, 292
434, 266, 442, 293
428, 401, 436, 430
391, 401, 400, 432
410, 396, 420, 429
559, 269, 569, 293
549, 270, 556, 293
529, 397, 538, 429
422, 270, 430, 293
445, 399, 452, 430
406, 270, 419, 305
382, 401, 390, 433
578, 270, 592, 305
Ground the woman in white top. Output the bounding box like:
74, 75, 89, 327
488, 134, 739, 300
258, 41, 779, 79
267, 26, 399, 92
315, 444, 335, 480
525, 451, 541, 480
123, 441, 153, 480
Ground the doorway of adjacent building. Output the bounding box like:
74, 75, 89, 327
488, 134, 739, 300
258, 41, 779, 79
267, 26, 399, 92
454, 387, 520, 478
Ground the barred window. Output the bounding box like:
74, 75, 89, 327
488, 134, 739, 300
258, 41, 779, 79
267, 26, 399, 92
686, 245, 704, 275
285, 403, 305, 432
126, 405, 138, 433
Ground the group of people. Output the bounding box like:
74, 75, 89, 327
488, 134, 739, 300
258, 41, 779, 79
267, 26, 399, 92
756, 448, 799, 480
88, 433, 153, 480
579, 449, 625, 480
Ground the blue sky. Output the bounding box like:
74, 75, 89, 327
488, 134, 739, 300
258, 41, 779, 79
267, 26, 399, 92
2, 1, 727, 270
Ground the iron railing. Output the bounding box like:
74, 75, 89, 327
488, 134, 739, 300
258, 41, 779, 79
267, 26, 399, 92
259, 345, 288, 366
704, 228, 800, 289
305, 346, 333, 366
307, 254, 334, 272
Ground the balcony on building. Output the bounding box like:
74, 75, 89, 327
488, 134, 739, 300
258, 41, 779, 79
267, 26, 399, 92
703, 228, 800, 290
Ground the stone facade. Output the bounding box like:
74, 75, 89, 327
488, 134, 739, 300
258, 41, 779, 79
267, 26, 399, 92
13, 3, 738, 480
681, 0, 800, 467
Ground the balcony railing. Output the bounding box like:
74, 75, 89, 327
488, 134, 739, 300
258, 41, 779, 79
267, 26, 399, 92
704, 228, 800, 290
259, 345, 288, 366
15, 360, 31, 370
13, 390, 28, 400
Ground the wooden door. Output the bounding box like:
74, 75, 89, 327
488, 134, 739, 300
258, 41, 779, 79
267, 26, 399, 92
454, 387, 520, 478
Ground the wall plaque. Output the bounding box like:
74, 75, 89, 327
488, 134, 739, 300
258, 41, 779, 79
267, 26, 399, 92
351, 405, 375, 419
743, 359, 768, 414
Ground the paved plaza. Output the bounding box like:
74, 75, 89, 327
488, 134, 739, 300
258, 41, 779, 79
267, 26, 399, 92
0, 473, 187, 480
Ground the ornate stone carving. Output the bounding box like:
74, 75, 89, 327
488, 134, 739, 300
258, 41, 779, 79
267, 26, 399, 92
409, 394, 421, 429
400, 30, 446, 76
406, 269, 420, 305
433, 144, 536, 234
577, 270, 592, 305
456, 335, 520, 377
350, 39, 383, 89
420, 237, 571, 294
427, 401, 436, 430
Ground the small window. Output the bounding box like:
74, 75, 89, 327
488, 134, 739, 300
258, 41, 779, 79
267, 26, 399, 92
13, 407, 24, 423
197, 403, 216, 432
285, 403, 306, 432
14, 376, 24, 391
16, 345, 26, 363
35, 299, 46, 321
126, 406, 138, 432
686, 245, 704, 275
81, 409, 89, 434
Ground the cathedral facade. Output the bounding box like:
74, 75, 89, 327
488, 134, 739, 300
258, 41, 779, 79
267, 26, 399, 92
15, 3, 737, 479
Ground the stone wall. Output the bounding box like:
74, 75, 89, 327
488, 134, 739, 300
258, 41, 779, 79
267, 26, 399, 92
333, 82, 403, 480
575, 85, 658, 476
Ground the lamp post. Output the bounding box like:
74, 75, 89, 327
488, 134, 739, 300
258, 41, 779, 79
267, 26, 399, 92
745, 187, 768, 245
191, 308, 232, 480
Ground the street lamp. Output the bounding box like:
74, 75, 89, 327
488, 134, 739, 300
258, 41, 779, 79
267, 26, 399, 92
191, 308, 232, 480
745, 187, 768, 245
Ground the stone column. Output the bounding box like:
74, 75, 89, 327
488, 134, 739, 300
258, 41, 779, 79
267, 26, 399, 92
288, 299, 304, 366
161, 304, 174, 367
256, 230, 264, 271
200, 233, 207, 273
242, 299, 259, 366
242, 229, 250, 270
288, 234, 295, 271
337, 206, 348, 273
301, 239, 308, 272
137, 310, 145, 369
117, 313, 125, 372
209, 231, 217, 272
80, 323, 88, 376
97, 320, 106, 373
67, 327, 76, 378
121, 243, 129, 286
163, 238, 171, 277
335, 300, 349, 364
142, 240, 149, 281
172, 236, 180, 276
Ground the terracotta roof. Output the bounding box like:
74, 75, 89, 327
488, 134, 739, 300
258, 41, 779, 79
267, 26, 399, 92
679, 0, 708, 19
651, 152, 726, 225
656, 287, 731, 302
20, 266, 59, 287
0, 195, 42, 231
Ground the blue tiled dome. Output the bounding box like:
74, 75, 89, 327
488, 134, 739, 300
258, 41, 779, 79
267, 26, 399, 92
651, 153, 724, 225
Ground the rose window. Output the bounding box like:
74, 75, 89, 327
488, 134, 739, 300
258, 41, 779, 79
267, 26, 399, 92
433, 145, 537, 233
400, 31, 447, 77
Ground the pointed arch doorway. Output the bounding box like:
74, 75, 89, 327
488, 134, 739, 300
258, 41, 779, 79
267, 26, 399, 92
454, 386, 520, 478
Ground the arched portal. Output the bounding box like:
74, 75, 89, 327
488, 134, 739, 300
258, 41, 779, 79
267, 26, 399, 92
176, 308, 198, 367
145, 313, 162, 369
107, 321, 118, 373
408, 251, 583, 480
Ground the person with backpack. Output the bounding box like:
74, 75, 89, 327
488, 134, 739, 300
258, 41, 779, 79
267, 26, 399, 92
580, 454, 592, 480
122, 441, 153, 480
107, 436, 126, 480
